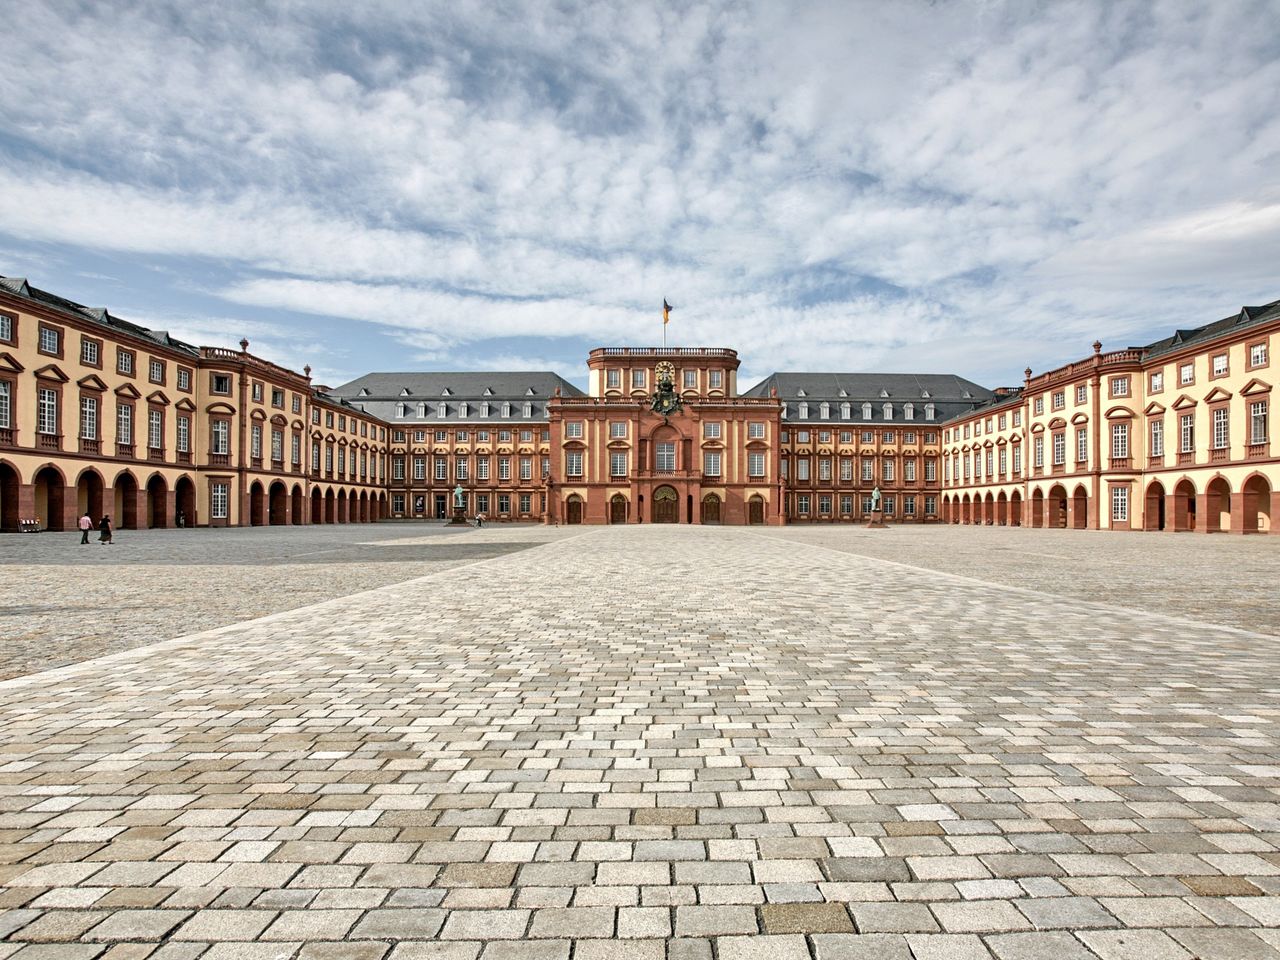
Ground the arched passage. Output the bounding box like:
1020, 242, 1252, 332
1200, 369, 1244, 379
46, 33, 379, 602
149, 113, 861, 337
1173, 478, 1196, 531
34, 465, 68, 531
1205, 477, 1231, 533
652, 486, 678, 523
1030, 489, 1044, 528
983, 492, 995, 525
996, 492, 1008, 526
0, 461, 19, 532
311, 488, 322, 524
1242, 474, 1272, 534
701, 493, 721, 525
146, 474, 168, 529
748, 494, 764, 525
1071, 485, 1088, 530
175, 476, 196, 527
113, 471, 139, 530
291, 485, 304, 525
565, 494, 584, 525
324, 488, 335, 523
1145, 480, 1166, 531
610, 494, 628, 524
249, 481, 265, 526
336, 489, 347, 524
76, 469, 105, 522
1010, 490, 1023, 526
269, 481, 288, 525
1047, 484, 1068, 529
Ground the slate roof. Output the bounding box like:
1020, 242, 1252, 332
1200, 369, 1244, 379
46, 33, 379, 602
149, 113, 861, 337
329, 372, 585, 423
743, 372, 993, 424
0, 275, 200, 356
1141, 299, 1280, 359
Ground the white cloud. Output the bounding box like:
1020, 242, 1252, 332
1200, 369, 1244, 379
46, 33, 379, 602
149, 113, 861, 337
0, 0, 1276, 387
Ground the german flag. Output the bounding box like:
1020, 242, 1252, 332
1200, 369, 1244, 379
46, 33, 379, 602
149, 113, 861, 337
663, 299, 673, 325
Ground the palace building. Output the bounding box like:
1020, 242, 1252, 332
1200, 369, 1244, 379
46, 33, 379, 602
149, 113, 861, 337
1, 274, 1276, 533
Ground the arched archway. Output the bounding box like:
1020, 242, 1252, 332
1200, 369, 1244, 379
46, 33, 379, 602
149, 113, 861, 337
336, 489, 348, 524
701, 493, 722, 525
324, 488, 335, 523
1173, 478, 1196, 531
1030, 489, 1044, 528
565, 494, 584, 525
610, 493, 627, 524
652, 485, 678, 523
359, 491, 369, 523
1205, 476, 1231, 533
1242, 474, 1272, 534
983, 492, 995, 525
748, 494, 764, 525
996, 492, 1008, 526
76, 469, 105, 522
1071, 485, 1088, 530
34, 465, 68, 531
1047, 484, 1068, 529
249, 481, 265, 526
1010, 490, 1023, 527
175, 476, 196, 528
1145, 480, 1166, 531
311, 488, 322, 524
113, 471, 139, 530
269, 481, 288, 525
291, 485, 304, 525
0, 461, 19, 532
146, 474, 168, 529
379, 492, 387, 520
961, 494, 971, 525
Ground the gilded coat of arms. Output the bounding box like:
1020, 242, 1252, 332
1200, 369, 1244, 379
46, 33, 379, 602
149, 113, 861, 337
650, 360, 683, 417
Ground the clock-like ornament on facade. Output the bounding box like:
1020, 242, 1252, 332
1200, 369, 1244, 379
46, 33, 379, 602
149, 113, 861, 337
650, 360, 683, 417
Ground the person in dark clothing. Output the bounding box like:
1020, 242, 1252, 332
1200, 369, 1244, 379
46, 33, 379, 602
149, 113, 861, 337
98, 515, 113, 544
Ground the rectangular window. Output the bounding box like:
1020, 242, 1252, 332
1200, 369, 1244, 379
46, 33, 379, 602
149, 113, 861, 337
0, 313, 11, 343
904, 495, 916, 516
292, 395, 301, 413
704, 451, 721, 476
251, 424, 262, 458
924, 458, 936, 481
251, 382, 263, 403
566, 451, 584, 476
840, 495, 853, 514
149, 359, 164, 383
1052, 390, 1065, 410
566, 421, 583, 438
709, 370, 723, 388
1033, 436, 1044, 467
117, 349, 134, 375
703, 421, 721, 439
1013, 445, 1022, 474
1076, 427, 1087, 463
861, 430, 874, 443
271, 388, 284, 408
656, 442, 676, 471
797, 430, 810, 443
435, 457, 448, 481
1212, 407, 1229, 448
177, 368, 191, 391
149, 409, 163, 450
1034, 396, 1044, 415
177, 415, 190, 453
81, 338, 99, 366
393, 457, 405, 480
861, 459, 873, 481
797, 494, 810, 515
476, 493, 489, 514
1149, 371, 1163, 393
609, 421, 627, 438
631, 369, 645, 388
312, 442, 321, 472
521, 457, 534, 480
998, 447, 1007, 475
211, 420, 229, 454
1111, 486, 1128, 522
1250, 342, 1269, 368
818, 494, 832, 513
882, 459, 894, 481
1013, 410, 1021, 427
610, 451, 628, 476
862, 496, 874, 513
818, 457, 831, 480
1111, 422, 1129, 460
683, 369, 697, 389
477, 456, 490, 480
498, 456, 511, 480
498, 494, 511, 513
393, 493, 405, 514
1180, 414, 1194, 453
748, 451, 765, 477
839, 457, 852, 481
1150, 419, 1164, 457
455, 457, 469, 480
80, 395, 98, 439
883, 496, 895, 515
1179, 362, 1194, 385
796, 457, 810, 480
270, 428, 283, 462
519, 493, 532, 513
606, 368, 620, 388
1075, 384, 1087, 404
1251, 400, 1268, 444
1053, 432, 1065, 465
1111, 376, 1129, 397
212, 374, 231, 394
39, 325, 60, 355
1212, 353, 1228, 377
291, 433, 301, 464
212, 482, 229, 520
117, 403, 133, 445
413, 457, 426, 480
925, 495, 937, 516
904, 458, 916, 481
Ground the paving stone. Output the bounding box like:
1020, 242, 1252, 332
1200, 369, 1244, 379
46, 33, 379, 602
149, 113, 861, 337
1078, 930, 1195, 959
986, 931, 1098, 959
905, 933, 993, 960
851, 902, 940, 933
761, 901, 854, 933
349, 909, 446, 939
716, 935, 810, 960
810, 933, 913, 959
1016, 895, 1118, 929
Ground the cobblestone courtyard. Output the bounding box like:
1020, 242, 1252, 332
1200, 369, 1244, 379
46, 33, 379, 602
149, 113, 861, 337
0, 525, 1278, 959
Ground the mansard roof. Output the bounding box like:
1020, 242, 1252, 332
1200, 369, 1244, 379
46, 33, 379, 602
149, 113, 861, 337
330, 371, 585, 423
1143, 299, 1280, 359
743, 372, 992, 423
0, 275, 200, 356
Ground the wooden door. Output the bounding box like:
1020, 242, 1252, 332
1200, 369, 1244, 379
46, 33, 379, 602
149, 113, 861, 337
566, 498, 583, 524
748, 497, 764, 525
610, 496, 627, 524
652, 487, 677, 523
701, 496, 721, 525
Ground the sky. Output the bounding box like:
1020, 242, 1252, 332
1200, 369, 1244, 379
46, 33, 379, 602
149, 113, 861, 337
1, 0, 1278, 392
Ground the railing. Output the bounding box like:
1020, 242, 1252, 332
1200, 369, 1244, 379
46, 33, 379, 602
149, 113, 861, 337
590, 347, 737, 359
272, 458, 284, 471
177, 451, 192, 464
38, 433, 61, 451
80, 438, 101, 455
0, 427, 13, 446
1110, 457, 1131, 469
149, 447, 165, 461
1177, 451, 1195, 466
1247, 442, 1269, 459
1211, 447, 1228, 462
251, 456, 263, 469
209, 453, 230, 466
199, 346, 308, 384
115, 443, 134, 458
1148, 456, 1163, 469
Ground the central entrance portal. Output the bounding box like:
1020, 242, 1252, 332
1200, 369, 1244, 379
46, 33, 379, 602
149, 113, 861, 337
652, 485, 678, 523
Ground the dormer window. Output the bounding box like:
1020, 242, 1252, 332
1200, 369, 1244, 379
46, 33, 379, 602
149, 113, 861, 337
396, 403, 407, 418
819, 402, 829, 419
459, 402, 469, 417
921, 390, 930, 398
358, 387, 370, 397
862, 402, 872, 419
904, 403, 914, 421
798, 402, 809, 419
883, 403, 893, 420
925, 403, 935, 421
840, 402, 850, 419
523, 402, 533, 417
525, 387, 536, 396
502, 402, 511, 417
437, 402, 447, 417
483, 387, 494, 396
838, 388, 848, 397
879, 389, 889, 398
797, 388, 807, 397
441, 388, 452, 396
399, 387, 411, 396
481, 402, 490, 417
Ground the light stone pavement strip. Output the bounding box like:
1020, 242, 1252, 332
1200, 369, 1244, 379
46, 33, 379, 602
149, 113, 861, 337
0, 526, 1278, 960
0, 524, 575, 681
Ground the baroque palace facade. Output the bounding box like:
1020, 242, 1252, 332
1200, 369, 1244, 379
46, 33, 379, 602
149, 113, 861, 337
0, 274, 1276, 533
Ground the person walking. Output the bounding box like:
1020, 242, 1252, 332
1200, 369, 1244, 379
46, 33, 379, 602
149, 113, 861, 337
78, 512, 93, 544
98, 514, 113, 544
